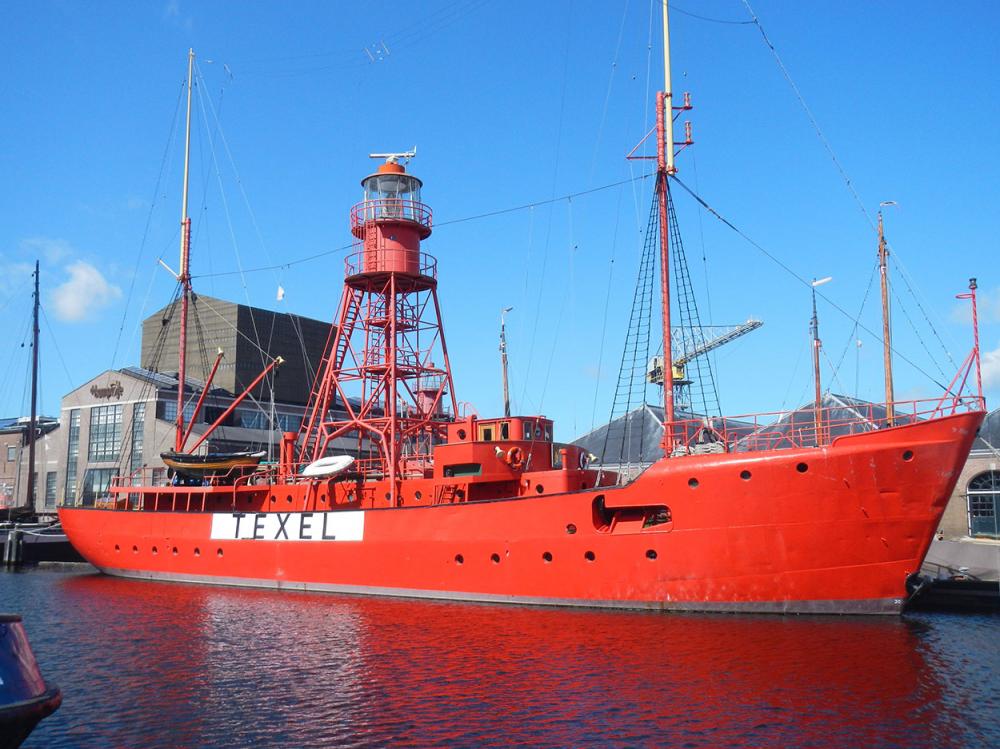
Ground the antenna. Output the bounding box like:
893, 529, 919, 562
368, 147, 417, 165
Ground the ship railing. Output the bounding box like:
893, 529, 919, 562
350, 199, 432, 232
664, 395, 984, 455
344, 248, 437, 279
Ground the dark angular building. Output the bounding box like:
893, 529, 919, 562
141, 293, 331, 405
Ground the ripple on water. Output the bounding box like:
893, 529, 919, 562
2, 566, 997, 748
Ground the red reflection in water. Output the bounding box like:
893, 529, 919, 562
43, 572, 945, 748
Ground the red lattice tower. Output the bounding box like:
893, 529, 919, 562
298, 155, 458, 498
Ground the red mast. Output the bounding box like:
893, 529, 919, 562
299, 153, 458, 505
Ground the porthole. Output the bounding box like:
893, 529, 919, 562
457, 429, 467, 440
796, 462, 809, 473
269, 495, 276, 503
216, 548, 224, 558
132, 545, 138, 554
535, 484, 545, 494
902, 450, 914, 462
688, 478, 699, 488
194, 547, 201, 557
286, 495, 293, 504
415, 490, 423, 500
152, 546, 158, 555
542, 551, 553, 563
646, 549, 658, 560
740, 470, 752, 481
172, 547, 178, 556
490, 553, 501, 564
385, 492, 392, 501
455, 554, 464, 565
566, 523, 577, 535
114, 544, 120, 553
584, 550, 596, 562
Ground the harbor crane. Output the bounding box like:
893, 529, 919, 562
647, 319, 763, 410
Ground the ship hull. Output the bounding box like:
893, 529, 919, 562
59, 411, 982, 615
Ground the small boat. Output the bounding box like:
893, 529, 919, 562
0, 614, 61, 749
301, 455, 355, 478
160, 450, 266, 481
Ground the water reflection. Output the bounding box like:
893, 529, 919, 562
4, 568, 991, 748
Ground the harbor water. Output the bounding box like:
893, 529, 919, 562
3, 565, 998, 748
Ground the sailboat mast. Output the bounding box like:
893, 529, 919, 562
877, 210, 895, 426
25, 260, 39, 512
657, 0, 676, 449
175, 48, 195, 451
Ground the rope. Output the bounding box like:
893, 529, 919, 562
741, 0, 874, 232
674, 3, 754, 25
109, 80, 186, 370
670, 175, 949, 391
829, 263, 876, 389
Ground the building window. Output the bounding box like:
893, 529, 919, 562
6, 445, 15, 462
968, 470, 1000, 538
44, 471, 57, 508
161, 400, 196, 424
81, 468, 116, 506
64, 409, 80, 504
88, 405, 123, 462
130, 402, 145, 474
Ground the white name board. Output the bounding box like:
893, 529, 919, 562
210, 511, 364, 542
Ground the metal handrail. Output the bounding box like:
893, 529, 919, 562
667, 395, 984, 454
344, 248, 437, 279
350, 199, 432, 231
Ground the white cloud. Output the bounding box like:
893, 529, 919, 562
19, 237, 72, 264
51, 261, 122, 322
983, 342, 1000, 391
0, 258, 34, 297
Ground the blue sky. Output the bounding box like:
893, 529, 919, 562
2, 0, 998, 440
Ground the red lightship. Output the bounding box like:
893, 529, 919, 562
60, 9, 985, 614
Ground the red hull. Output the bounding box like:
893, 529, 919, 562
59, 411, 983, 615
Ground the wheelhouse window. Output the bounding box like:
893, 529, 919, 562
88, 405, 123, 461
968, 470, 999, 538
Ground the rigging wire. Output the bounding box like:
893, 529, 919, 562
109, 80, 186, 370
669, 175, 949, 391
740, 0, 874, 232
589, 182, 626, 433
741, 0, 957, 383
673, 3, 754, 26
889, 252, 957, 367
829, 263, 877, 390
39, 305, 75, 392
587, 0, 630, 186
519, 2, 574, 413
192, 173, 653, 280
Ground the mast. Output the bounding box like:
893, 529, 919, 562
25, 260, 39, 512
500, 306, 513, 418
877, 206, 895, 426
810, 277, 832, 443
175, 48, 195, 451
657, 0, 676, 449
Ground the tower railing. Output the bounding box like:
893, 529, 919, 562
345, 249, 438, 279
350, 199, 432, 232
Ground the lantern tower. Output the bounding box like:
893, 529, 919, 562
298, 153, 458, 503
